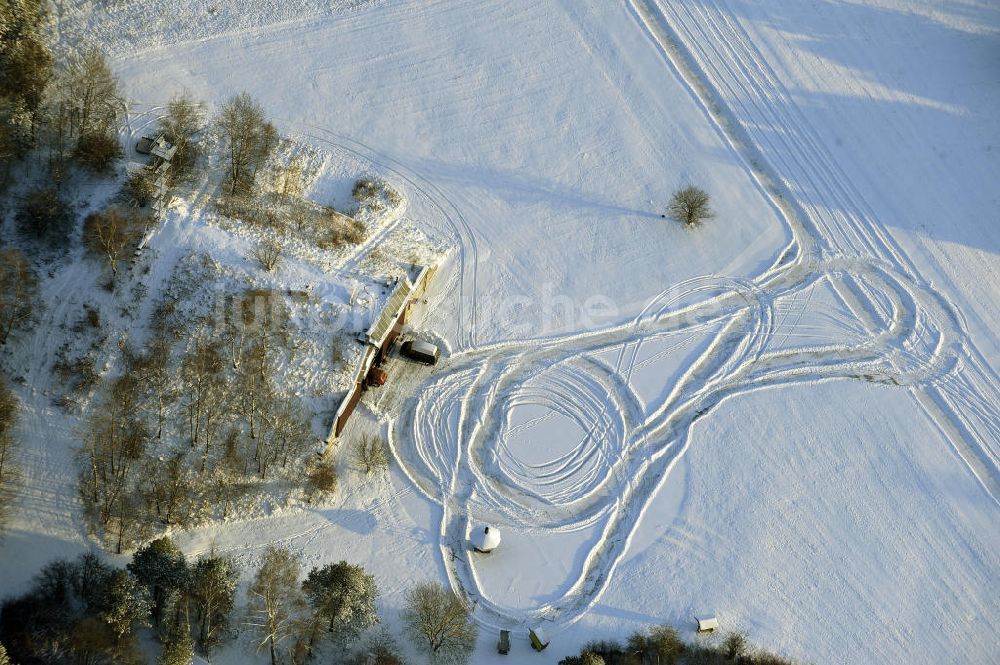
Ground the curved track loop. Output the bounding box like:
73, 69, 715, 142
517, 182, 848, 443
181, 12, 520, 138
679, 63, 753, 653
392, 254, 964, 633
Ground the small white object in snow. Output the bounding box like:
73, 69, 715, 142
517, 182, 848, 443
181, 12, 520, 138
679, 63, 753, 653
471, 525, 501, 553
696, 615, 719, 633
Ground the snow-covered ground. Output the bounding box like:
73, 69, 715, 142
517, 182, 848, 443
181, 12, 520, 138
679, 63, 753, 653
3, 1, 998, 664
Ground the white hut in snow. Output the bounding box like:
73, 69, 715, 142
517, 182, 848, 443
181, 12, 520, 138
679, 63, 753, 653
695, 615, 719, 633
471, 526, 501, 553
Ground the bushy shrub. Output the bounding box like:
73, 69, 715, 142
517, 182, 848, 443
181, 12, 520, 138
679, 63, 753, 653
352, 178, 378, 201
307, 459, 338, 495
723, 632, 749, 660
354, 434, 389, 475
16, 187, 75, 245
75, 131, 123, 173
122, 169, 156, 207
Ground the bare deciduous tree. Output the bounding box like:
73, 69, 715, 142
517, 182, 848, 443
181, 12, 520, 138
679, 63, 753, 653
84, 207, 145, 280
252, 238, 283, 272
126, 336, 175, 440
254, 397, 312, 480
138, 452, 194, 528
667, 186, 713, 227
59, 47, 123, 141
122, 168, 156, 207
0, 249, 39, 345
306, 459, 337, 496
159, 92, 205, 181
404, 583, 477, 664
217, 92, 277, 197
236, 340, 272, 440
14, 187, 74, 244
246, 546, 303, 665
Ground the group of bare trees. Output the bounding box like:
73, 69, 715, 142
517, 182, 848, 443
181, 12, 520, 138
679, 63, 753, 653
3, 4, 130, 257
77, 372, 151, 553
77, 289, 315, 550
0, 249, 39, 345
33, 45, 125, 183
246, 546, 383, 665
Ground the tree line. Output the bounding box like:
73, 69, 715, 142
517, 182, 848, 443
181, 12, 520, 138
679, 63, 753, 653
0, 377, 19, 532
0, 540, 479, 665
558, 625, 802, 665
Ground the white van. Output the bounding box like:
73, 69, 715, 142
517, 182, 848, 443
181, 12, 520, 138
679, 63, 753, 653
401, 339, 440, 365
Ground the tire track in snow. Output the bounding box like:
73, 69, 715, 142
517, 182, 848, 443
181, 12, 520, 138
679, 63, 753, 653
394, 251, 954, 633
629, 0, 1000, 501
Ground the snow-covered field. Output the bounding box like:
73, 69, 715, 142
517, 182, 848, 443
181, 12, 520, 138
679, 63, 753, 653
3, 1, 998, 664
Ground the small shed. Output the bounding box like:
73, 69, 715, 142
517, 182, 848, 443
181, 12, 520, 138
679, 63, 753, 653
695, 616, 719, 633
150, 135, 177, 162
471, 526, 501, 553
528, 627, 549, 651
497, 629, 510, 655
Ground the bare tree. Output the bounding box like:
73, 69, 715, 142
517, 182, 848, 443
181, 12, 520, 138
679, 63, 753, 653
217, 92, 277, 197
159, 92, 205, 181
138, 452, 194, 528
255, 396, 313, 480
84, 208, 145, 281
0, 249, 39, 345
246, 546, 303, 665
667, 186, 713, 227
180, 337, 228, 472
0, 377, 20, 530
354, 434, 388, 475
252, 237, 283, 272
78, 374, 150, 553
306, 459, 337, 497
39, 100, 75, 185
59, 47, 122, 141
121, 168, 156, 207
236, 340, 272, 440
404, 583, 477, 664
